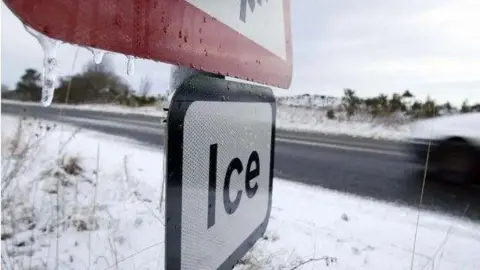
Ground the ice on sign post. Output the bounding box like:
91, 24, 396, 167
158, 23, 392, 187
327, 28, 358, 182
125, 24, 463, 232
166, 74, 276, 270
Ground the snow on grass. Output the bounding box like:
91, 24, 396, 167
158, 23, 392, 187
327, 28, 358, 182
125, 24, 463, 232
250, 180, 479, 270
276, 105, 411, 141
1, 115, 165, 269
2, 115, 478, 270
276, 94, 341, 109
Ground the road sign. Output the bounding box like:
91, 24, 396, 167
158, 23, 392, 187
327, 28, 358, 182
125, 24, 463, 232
166, 74, 275, 269
6, 0, 293, 88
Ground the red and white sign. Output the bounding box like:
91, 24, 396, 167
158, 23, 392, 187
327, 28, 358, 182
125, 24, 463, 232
5, 0, 293, 88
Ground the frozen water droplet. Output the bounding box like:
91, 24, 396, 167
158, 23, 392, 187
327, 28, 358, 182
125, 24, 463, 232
89, 48, 105, 64
24, 25, 60, 107
40, 41, 59, 106
127, 56, 135, 76
41, 44, 60, 107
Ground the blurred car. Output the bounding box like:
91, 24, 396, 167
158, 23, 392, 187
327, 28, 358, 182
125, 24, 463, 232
408, 112, 480, 184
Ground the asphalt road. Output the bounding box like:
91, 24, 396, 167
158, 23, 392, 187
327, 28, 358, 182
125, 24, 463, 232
2, 102, 479, 221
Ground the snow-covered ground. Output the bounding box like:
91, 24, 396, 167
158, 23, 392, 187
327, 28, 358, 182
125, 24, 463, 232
1, 100, 411, 140
276, 105, 411, 141
276, 94, 340, 109
2, 115, 478, 270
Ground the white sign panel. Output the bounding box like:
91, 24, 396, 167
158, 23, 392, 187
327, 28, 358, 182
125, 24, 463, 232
182, 101, 272, 269
165, 74, 275, 270
186, 0, 287, 60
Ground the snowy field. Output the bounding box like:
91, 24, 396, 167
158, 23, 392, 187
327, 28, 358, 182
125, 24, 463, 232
2, 115, 478, 270
1, 100, 411, 141
276, 105, 411, 141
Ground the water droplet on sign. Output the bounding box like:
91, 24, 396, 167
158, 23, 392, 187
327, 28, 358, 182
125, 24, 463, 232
89, 48, 105, 64
178, 30, 183, 38
127, 56, 135, 76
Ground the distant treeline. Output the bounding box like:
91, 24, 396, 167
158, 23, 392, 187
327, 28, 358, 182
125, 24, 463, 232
1, 56, 167, 107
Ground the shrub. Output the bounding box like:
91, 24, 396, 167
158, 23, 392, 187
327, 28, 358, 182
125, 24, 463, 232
326, 109, 335, 119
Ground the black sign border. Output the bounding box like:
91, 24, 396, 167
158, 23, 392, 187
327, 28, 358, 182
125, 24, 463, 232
165, 74, 276, 270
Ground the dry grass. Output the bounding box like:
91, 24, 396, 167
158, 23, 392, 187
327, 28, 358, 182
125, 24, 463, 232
1, 116, 164, 270
0, 117, 96, 270
235, 230, 337, 270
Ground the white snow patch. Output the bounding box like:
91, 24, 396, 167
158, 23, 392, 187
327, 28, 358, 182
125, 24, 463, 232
2, 115, 478, 270
276, 94, 341, 109
250, 179, 479, 270
276, 105, 411, 141
1, 116, 164, 270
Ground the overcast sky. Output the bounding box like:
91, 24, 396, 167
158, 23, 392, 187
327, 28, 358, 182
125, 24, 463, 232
2, 0, 480, 105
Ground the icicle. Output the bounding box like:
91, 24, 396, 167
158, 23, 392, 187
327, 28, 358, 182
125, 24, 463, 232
89, 48, 105, 64
127, 56, 135, 76
40, 38, 60, 107
24, 25, 60, 107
